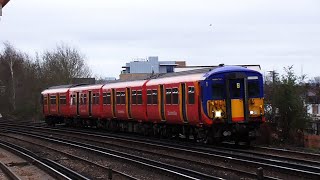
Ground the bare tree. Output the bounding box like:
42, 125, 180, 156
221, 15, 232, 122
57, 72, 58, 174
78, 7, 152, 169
0, 42, 26, 111
41, 44, 91, 85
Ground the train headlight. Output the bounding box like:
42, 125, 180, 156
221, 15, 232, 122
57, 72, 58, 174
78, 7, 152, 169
215, 111, 222, 118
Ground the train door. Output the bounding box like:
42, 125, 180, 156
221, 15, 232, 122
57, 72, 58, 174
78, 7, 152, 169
76, 92, 80, 116
225, 74, 249, 123
181, 83, 188, 123
126, 88, 132, 119
88, 91, 92, 117
159, 85, 165, 121
111, 89, 116, 118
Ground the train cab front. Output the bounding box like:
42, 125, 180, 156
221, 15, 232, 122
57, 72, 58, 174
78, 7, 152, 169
201, 66, 264, 144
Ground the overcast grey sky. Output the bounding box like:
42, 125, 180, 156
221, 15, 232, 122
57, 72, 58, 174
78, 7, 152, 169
1, 0, 320, 79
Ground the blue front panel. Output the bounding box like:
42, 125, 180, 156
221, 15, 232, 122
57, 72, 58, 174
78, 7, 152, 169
200, 69, 263, 118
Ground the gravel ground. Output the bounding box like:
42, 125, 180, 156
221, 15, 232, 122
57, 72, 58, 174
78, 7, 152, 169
0, 147, 54, 180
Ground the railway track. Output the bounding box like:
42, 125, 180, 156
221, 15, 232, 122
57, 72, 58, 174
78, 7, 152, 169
0, 140, 86, 180
0, 127, 224, 179
253, 146, 320, 162
1, 121, 320, 179
0, 161, 21, 180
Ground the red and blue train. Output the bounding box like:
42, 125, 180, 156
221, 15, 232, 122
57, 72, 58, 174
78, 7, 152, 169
41, 65, 265, 144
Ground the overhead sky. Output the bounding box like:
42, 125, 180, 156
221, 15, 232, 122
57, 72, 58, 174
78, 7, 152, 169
1, 0, 319, 79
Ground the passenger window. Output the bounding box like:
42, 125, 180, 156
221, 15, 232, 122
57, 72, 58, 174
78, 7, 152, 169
73, 95, 76, 105
166, 89, 172, 104
172, 88, 179, 104
212, 84, 224, 99
137, 91, 142, 104
59, 95, 66, 105
116, 92, 121, 104
121, 92, 126, 104
84, 94, 87, 105
103, 93, 107, 105
188, 87, 195, 104
106, 93, 111, 105
147, 90, 152, 104
50, 95, 56, 104
248, 81, 260, 97
132, 90, 137, 105
152, 90, 158, 104
93, 93, 99, 104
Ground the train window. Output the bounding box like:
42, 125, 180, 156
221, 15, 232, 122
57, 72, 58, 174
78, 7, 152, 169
231, 83, 241, 98
248, 81, 260, 97
132, 90, 137, 105
60, 95, 66, 105
137, 91, 142, 104
84, 94, 87, 105
166, 89, 172, 104
93, 93, 99, 104
121, 92, 126, 104
212, 84, 224, 99
188, 87, 195, 104
70, 95, 73, 105
80, 94, 84, 105
116, 92, 121, 104
103, 93, 107, 105
147, 90, 152, 104
152, 90, 158, 104
96, 93, 100, 104
73, 94, 76, 105
106, 93, 111, 104
50, 95, 56, 104
172, 88, 179, 104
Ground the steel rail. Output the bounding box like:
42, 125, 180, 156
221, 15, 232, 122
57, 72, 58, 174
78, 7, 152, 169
0, 161, 21, 180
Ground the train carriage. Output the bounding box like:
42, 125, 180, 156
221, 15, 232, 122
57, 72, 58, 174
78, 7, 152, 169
69, 84, 105, 119
101, 80, 148, 122
41, 85, 72, 125
145, 74, 203, 126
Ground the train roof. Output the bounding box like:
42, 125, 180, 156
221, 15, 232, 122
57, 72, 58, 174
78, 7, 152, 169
102, 80, 147, 89
41, 88, 70, 94
41, 84, 87, 94
69, 84, 105, 91
204, 66, 262, 78
147, 73, 205, 86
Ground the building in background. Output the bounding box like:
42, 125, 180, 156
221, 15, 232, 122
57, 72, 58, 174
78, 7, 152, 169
120, 56, 184, 80
0, 0, 10, 16
120, 56, 261, 80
